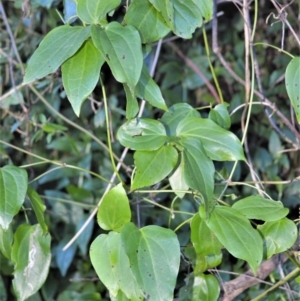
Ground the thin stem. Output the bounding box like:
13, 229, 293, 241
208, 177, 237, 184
40, 195, 96, 209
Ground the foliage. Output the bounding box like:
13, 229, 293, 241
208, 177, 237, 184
0, 0, 299, 300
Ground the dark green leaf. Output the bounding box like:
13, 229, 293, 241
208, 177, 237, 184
0, 224, 13, 259
23, 25, 91, 84
208, 103, 231, 129
124, 84, 139, 120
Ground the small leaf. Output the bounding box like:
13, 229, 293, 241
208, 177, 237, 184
62, 39, 104, 116
97, 184, 131, 232
27, 186, 48, 234
0, 224, 13, 259
63, 0, 77, 24
197, 0, 213, 21
208, 103, 231, 129
77, 0, 121, 24
149, 0, 174, 29
131, 146, 178, 190
23, 25, 91, 84
0, 166, 28, 230
91, 23, 143, 88
125, 0, 171, 43
117, 118, 167, 151
232, 195, 289, 222
176, 117, 246, 161
191, 274, 220, 301
285, 57, 300, 123
124, 84, 139, 120
11, 224, 51, 301
205, 205, 263, 273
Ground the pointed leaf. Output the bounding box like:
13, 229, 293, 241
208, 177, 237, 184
132, 146, 178, 190
117, 118, 167, 151
97, 184, 131, 232
91, 23, 143, 88
124, 83, 139, 120
0, 166, 28, 230
176, 117, 246, 161
208, 103, 231, 129
77, 0, 121, 24
0, 224, 13, 259
149, 0, 174, 29
23, 25, 91, 84
135, 63, 168, 111
196, 0, 213, 21
204, 205, 263, 273
27, 186, 48, 234
61, 39, 104, 116
232, 195, 289, 222
11, 224, 51, 301
125, 0, 171, 43
285, 57, 300, 123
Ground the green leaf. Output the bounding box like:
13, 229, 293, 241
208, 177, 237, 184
23, 25, 91, 84
285, 57, 300, 123
258, 218, 298, 259
61, 39, 104, 117
121, 223, 181, 301
197, 0, 213, 21
149, 0, 174, 29
27, 186, 48, 234
90, 232, 143, 300
11, 224, 51, 301
91, 23, 143, 88
97, 184, 131, 232
117, 118, 167, 151
0, 165, 28, 230
181, 138, 215, 213
161, 103, 200, 136
204, 205, 263, 273
208, 103, 231, 129
132, 145, 178, 191
124, 0, 171, 44
135, 63, 168, 111
232, 195, 289, 222
77, 0, 121, 24
176, 117, 246, 161
0, 224, 13, 259
123, 84, 139, 120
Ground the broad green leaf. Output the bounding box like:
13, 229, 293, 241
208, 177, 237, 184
123, 84, 139, 120
77, 0, 121, 24
90, 232, 143, 300
258, 218, 298, 259
91, 23, 143, 88
204, 205, 263, 273
176, 117, 246, 161
170, 0, 203, 39
149, 0, 174, 29
11, 224, 51, 301
161, 103, 200, 136
131, 146, 178, 190
135, 63, 168, 111
0, 224, 13, 259
61, 39, 104, 117
27, 186, 48, 234
97, 184, 131, 232
208, 103, 231, 129
0, 165, 28, 230
117, 118, 167, 151
232, 195, 289, 222
196, 0, 213, 21
121, 223, 181, 301
285, 57, 300, 123
23, 25, 91, 84
125, 0, 171, 43
181, 138, 215, 213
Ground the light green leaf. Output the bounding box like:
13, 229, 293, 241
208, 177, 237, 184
123, 84, 139, 120
125, 0, 171, 43
0, 166, 28, 230
91, 23, 143, 88
232, 195, 289, 222
27, 186, 48, 234
193, 274, 220, 301
0, 224, 13, 259
77, 0, 121, 24
135, 63, 168, 111
131, 146, 178, 191
196, 0, 213, 21
12, 224, 51, 301
176, 117, 246, 161
121, 223, 181, 301
149, 0, 174, 29
181, 138, 215, 213
161, 103, 200, 136
285, 57, 300, 123
23, 25, 91, 84
258, 218, 298, 259
204, 205, 263, 273
61, 39, 104, 117
117, 118, 167, 151
208, 103, 231, 129
97, 184, 131, 232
